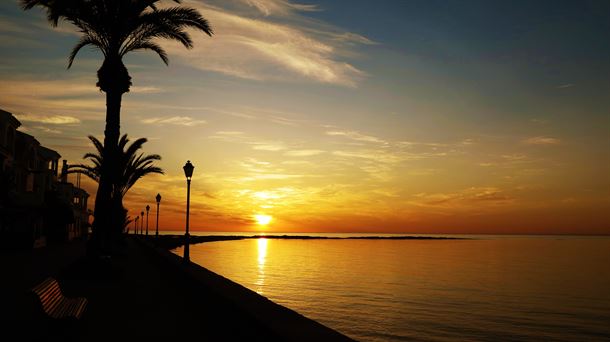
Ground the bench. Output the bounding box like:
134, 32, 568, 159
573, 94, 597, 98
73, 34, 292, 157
31, 277, 88, 320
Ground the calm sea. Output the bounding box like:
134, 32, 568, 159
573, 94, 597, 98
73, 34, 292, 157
172, 234, 610, 341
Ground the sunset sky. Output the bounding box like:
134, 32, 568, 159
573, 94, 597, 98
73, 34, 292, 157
1, 0, 608, 234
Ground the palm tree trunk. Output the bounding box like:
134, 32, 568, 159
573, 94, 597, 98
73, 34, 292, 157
91, 55, 130, 255
91, 89, 122, 253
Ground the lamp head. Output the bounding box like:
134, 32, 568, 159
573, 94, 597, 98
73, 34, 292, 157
183, 160, 194, 180
146, 205, 150, 211
141, 211, 144, 216
156, 193, 161, 203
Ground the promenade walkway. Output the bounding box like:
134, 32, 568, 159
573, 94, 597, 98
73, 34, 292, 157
2, 238, 276, 340
1, 239, 86, 337
65, 238, 278, 341
2, 237, 351, 341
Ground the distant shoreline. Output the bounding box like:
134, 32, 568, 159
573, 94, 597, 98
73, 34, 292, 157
154, 234, 464, 250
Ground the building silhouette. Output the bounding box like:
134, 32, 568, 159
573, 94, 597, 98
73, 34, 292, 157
0, 109, 90, 250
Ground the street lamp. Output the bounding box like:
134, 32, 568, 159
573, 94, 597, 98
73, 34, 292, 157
183, 160, 194, 263
133, 216, 137, 235
155, 193, 161, 240
135, 216, 139, 235
140, 211, 144, 236
146, 205, 150, 237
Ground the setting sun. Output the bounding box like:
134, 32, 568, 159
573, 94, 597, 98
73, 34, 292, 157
254, 215, 273, 226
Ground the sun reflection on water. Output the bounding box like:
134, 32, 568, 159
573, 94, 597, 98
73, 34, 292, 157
256, 238, 268, 294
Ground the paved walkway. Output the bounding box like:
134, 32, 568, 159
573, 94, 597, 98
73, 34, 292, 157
66, 238, 277, 341
3, 237, 353, 341
1, 239, 86, 338
3, 238, 277, 341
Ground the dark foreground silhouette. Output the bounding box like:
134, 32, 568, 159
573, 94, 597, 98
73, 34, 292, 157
2, 237, 352, 341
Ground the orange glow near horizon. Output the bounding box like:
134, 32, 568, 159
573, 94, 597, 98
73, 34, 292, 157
74, 163, 609, 235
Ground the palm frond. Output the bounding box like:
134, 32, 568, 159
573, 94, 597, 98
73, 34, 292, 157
23, 0, 212, 69
88, 135, 104, 155
124, 137, 147, 158
127, 41, 170, 65
66, 163, 100, 183
75, 133, 164, 197
139, 6, 213, 38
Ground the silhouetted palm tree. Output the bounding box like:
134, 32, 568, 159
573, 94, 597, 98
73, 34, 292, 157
67, 135, 163, 240
21, 0, 212, 249
68, 135, 163, 198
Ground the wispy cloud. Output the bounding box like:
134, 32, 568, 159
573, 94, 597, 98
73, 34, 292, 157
0, 15, 70, 48
131, 86, 164, 94
523, 136, 561, 145
326, 130, 386, 144
252, 143, 286, 151
284, 149, 325, 156
33, 126, 63, 134
414, 187, 513, 207
142, 116, 207, 126
267, 115, 300, 126
209, 131, 249, 142
208, 131, 291, 152
165, 1, 370, 87
0, 15, 33, 35
16, 113, 81, 124
241, 0, 319, 16
0, 78, 105, 120
477, 151, 552, 171
1, 79, 96, 97
216, 131, 245, 135
239, 173, 303, 181
501, 154, 530, 162
5, 0, 370, 87
332, 150, 402, 164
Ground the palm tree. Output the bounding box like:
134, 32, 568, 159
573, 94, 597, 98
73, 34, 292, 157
67, 135, 164, 242
69, 135, 163, 198
21, 0, 212, 247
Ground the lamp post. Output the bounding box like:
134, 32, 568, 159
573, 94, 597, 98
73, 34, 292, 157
146, 205, 150, 237
183, 160, 194, 263
135, 216, 139, 235
140, 211, 144, 236
133, 217, 137, 235
155, 193, 161, 240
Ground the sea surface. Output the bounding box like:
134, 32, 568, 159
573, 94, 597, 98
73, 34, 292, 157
171, 234, 610, 341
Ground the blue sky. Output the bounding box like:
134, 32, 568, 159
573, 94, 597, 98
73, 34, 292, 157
1, 0, 608, 233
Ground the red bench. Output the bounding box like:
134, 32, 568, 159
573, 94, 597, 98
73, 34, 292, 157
31, 277, 87, 319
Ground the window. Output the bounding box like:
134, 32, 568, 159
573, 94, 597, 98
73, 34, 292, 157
26, 173, 34, 192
